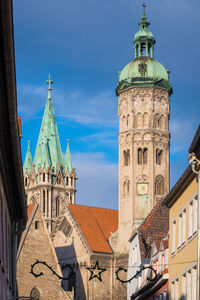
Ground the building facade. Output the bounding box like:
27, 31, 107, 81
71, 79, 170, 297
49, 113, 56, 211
0, 0, 27, 299
23, 76, 77, 232
164, 125, 200, 300
116, 6, 172, 252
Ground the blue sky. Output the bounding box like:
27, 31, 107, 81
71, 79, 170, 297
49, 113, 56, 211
14, 0, 200, 209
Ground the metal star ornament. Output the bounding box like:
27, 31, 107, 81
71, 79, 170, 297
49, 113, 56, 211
87, 261, 107, 282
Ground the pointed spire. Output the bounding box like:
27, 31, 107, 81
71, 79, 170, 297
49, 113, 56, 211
139, 3, 150, 28
33, 75, 63, 172
64, 140, 74, 173
23, 140, 32, 174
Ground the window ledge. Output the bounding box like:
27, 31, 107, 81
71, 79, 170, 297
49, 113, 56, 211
188, 231, 197, 243
177, 242, 186, 253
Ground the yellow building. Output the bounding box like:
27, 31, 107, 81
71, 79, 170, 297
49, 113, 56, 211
164, 126, 200, 300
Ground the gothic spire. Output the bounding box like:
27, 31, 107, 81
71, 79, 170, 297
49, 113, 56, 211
23, 141, 32, 174
33, 75, 63, 172
64, 140, 74, 173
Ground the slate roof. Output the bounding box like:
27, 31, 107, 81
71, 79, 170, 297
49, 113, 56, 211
135, 199, 169, 260
68, 204, 118, 254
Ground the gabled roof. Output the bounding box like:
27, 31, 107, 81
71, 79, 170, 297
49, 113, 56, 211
130, 199, 169, 260
33, 81, 63, 172
68, 204, 118, 254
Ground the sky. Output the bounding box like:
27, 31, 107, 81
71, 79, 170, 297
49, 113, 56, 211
14, 0, 200, 209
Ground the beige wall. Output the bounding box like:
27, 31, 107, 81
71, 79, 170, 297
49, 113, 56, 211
117, 86, 170, 252
168, 177, 198, 298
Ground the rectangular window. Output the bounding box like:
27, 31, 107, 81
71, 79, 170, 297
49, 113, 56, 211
175, 278, 179, 300
186, 269, 191, 300
192, 265, 197, 300
181, 273, 186, 299
172, 218, 176, 254
43, 190, 45, 216
178, 208, 186, 248
47, 190, 49, 218
188, 195, 198, 239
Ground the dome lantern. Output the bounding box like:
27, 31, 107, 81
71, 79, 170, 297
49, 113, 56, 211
134, 3, 155, 59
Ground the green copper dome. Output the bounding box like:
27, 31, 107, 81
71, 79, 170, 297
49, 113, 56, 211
119, 57, 169, 82
116, 5, 172, 95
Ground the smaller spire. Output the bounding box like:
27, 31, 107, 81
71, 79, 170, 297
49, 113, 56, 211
64, 139, 74, 173
46, 73, 53, 100
23, 140, 33, 174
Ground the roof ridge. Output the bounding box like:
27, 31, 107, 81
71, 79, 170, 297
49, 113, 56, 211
69, 203, 118, 212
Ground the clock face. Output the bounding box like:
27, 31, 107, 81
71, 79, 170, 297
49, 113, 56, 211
137, 183, 149, 195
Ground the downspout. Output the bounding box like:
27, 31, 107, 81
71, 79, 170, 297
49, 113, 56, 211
189, 154, 200, 300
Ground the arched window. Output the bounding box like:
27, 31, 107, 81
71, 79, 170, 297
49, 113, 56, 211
127, 150, 130, 165
71, 177, 73, 186
138, 148, 142, 164
30, 287, 40, 300
56, 197, 60, 217
127, 180, 130, 196
160, 115, 165, 130
47, 190, 49, 218
25, 177, 28, 187
155, 176, 164, 195
66, 176, 69, 185
127, 114, 130, 126
156, 149, 163, 165
43, 173, 45, 182
123, 181, 127, 197
70, 193, 73, 203
43, 191, 45, 216
143, 148, 148, 164
156, 114, 160, 128
143, 112, 148, 127
137, 113, 143, 127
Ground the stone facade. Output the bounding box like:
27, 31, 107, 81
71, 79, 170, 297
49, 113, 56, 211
117, 86, 170, 252
17, 204, 72, 299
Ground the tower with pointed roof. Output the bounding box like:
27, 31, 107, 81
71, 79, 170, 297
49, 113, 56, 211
116, 6, 172, 252
23, 75, 77, 232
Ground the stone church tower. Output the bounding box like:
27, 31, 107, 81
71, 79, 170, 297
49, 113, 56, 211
23, 75, 77, 232
116, 7, 172, 252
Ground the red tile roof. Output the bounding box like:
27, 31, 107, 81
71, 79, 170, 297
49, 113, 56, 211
162, 240, 168, 249
27, 204, 35, 220
69, 204, 118, 254
137, 199, 169, 259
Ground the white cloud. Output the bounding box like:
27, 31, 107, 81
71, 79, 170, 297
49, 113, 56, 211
18, 83, 118, 128
73, 152, 118, 209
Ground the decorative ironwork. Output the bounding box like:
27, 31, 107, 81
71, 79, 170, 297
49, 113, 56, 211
115, 265, 157, 284
30, 260, 75, 280
87, 261, 107, 282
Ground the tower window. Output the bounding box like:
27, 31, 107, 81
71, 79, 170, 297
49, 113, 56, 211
138, 148, 142, 164
124, 150, 130, 166
43, 173, 45, 182
30, 287, 40, 300
123, 179, 130, 197
156, 149, 163, 165
66, 176, 69, 186
35, 221, 39, 230
71, 177, 73, 186
70, 193, 72, 203
138, 148, 148, 164
155, 175, 164, 195
43, 191, 45, 215
56, 197, 60, 217
47, 190, 49, 218
25, 177, 28, 187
